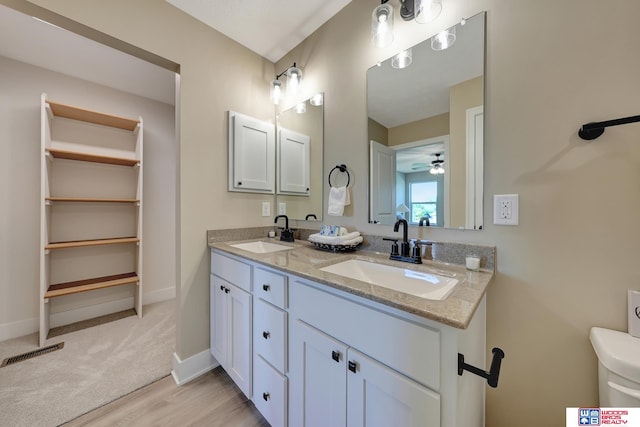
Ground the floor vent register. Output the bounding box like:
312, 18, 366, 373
1, 342, 64, 367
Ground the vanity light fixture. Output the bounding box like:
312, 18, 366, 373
415, 0, 442, 24
270, 62, 303, 105
431, 26, 456, 51
372, 0, 394, 48
391, 48, 412, 69
372, 0, 444, 48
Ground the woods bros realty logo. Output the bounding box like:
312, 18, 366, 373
571, 408, 636, 425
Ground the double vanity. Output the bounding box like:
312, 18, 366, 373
209, 236, 493, 427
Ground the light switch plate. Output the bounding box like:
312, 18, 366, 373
493, 194, 519, 225
278, 202, 286, 215
261, 201, 270, 217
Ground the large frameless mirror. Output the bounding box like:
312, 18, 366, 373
367, 11, 485, 229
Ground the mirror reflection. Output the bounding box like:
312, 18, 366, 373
367, 12, 485, 229
276, 94, 324, 221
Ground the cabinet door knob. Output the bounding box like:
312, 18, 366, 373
331, 350, 341, 363
238, 182, 242, 186
262, 331, 270, 339
262, 284, 270, 292
348, 360, 358, 373
263, 392, 270, 401
219, 285, 224, 291
224, 287, 230, 294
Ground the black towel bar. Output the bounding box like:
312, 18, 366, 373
579, 114, 640, 140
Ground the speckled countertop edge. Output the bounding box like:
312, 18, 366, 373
209, 237, 493, 329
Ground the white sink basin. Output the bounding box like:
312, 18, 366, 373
320, 259, 459, 300
230, 241, 293, 254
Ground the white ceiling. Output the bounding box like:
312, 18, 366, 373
165, 0, 353, 63
0, 4, 175, 105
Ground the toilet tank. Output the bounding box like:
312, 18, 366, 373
590, 327, 640, 406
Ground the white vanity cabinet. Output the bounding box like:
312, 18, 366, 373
210, 251, 253, 398
209, 246, 487, 427
289, 278, 486, 427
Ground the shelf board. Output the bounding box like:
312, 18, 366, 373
45, 272, 139, 298
45, 237, 139, 250
46, 197, 139, 204
47, 148, 139, 166
48, 100, 139, 131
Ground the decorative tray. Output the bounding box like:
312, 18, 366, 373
310, 241, 361, 253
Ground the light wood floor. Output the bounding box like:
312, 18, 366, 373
63, 367, 269, 427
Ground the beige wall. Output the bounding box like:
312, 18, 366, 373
450, 76, 484, 226
10, 0, 640, 425
367, 118, 388, 146
389, 112, 450, 146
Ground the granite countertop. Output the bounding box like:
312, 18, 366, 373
209, 238, 493, 329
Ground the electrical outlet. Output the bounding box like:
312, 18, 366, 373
261, 201, 270, 217
278, 202, 286, 215
493, 194, 519, 225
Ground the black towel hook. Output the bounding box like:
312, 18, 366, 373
328, 164, 350, 188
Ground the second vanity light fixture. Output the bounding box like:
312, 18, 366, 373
270, 62, 302, 105
372, 0, 443, 48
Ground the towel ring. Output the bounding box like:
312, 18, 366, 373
328, 164, 350, 188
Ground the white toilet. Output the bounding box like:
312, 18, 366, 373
590, 327, 640, 406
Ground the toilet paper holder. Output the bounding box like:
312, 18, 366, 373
458, 347, 505, 388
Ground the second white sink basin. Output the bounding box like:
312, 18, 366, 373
230, 241, 293, 254
320, 259, 459, 300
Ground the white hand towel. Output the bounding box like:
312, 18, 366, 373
309, 232, 362, 245
328, 186, 347, 216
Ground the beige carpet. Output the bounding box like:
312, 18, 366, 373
0, 299, 175, 427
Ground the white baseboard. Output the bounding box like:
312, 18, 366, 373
144, 286, 176, 305
0, 318, 38, 343
0, 286, 176, 342
171, 350, 219, 386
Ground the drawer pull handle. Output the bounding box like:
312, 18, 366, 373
348, 360, 358, 373
219, 285, 224, 291
331, 350, 341, 363
263, 284, 270, 291
263, 392, 270, 401
224, 287, 230, 294
263, 331, 270, 339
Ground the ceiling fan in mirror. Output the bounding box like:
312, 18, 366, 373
429, 153, 445, 175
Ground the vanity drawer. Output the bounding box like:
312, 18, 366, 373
254, 267, 287, 309
253, 354, 287, 427
211, 250, 251, 292
254, 298, 287, 372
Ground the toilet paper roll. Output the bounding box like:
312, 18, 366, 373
629, 290, 640, 338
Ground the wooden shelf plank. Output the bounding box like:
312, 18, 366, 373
46, 197, 139, 203
45, 237, 139, 250
47, 148, 139, 166
45, 272, 139, 298
48, 100, 139, 131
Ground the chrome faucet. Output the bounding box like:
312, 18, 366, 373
274, 215, 294, 242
